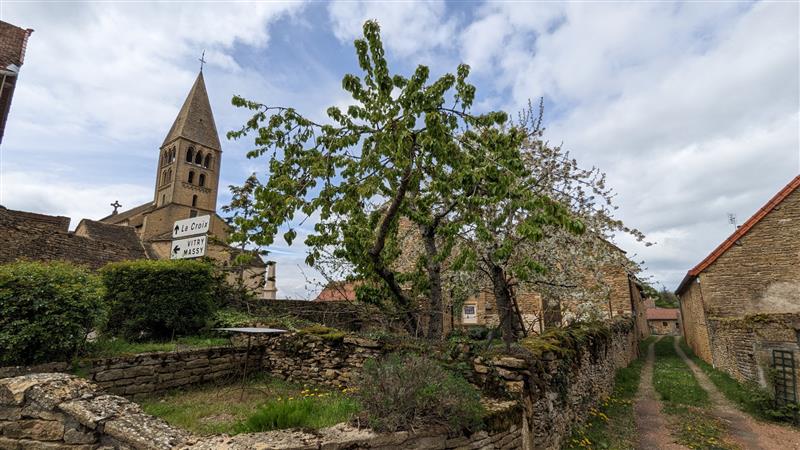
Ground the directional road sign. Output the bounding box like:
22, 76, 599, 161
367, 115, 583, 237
170, 235, 207, 260
172, 215, 211, 239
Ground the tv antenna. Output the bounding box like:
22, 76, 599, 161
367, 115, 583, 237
727, 213, 737, 229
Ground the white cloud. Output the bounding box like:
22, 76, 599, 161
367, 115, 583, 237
0, 2, 304, 147
462, 1, 799, 289
0, 169, 151, 226
328, 0, 457, 60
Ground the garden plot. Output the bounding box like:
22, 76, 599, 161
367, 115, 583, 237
139, 375, 359, 435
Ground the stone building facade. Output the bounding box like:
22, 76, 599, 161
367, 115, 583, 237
646, 308, 681, 336
0, 20, 33, 145
677, 175, 800, 397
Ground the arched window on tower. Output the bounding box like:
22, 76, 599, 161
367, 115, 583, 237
186, 147, 194, 162
170, 148, 176, 162
203, 154, 211, 168
199, 174, 206, 187
195, 151, 203, 165
192, 195, 197, 207
161, 171, 167, 185
167, 168, 172, 182
188, 171, 195, 184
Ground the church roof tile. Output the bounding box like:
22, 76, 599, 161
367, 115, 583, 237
161, 71, 221, 151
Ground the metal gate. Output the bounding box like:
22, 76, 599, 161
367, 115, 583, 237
772, 349, 797, 406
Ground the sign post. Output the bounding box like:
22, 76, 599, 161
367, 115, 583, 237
170, 215, 209, 260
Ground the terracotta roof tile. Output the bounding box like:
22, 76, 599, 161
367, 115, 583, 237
315, 281, 360, 302
646, 308, 680, 321
0, 21, 32, 71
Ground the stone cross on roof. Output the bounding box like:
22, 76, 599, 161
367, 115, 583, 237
110, 200, 121, 215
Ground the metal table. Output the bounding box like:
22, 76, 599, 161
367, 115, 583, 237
213, 327, 288, 398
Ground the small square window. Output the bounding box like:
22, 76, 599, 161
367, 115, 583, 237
190, 210, 198, 218
462, 304, 478, 324
662, 321, 668, 326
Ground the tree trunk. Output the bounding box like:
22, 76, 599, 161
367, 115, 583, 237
367, 154, 418, 335
421, 225, 444, 339
488, 262, 523, 345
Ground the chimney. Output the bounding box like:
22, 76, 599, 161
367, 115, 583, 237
264, 261, 277, 300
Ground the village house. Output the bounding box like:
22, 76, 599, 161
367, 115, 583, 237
0, 70, 276, 299
677, 174, 800, 403
0, 20, 33, 145
646, 308, 681, 336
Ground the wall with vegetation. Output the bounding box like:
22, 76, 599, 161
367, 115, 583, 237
708, 313, 800, 393
0, 317, 639, 449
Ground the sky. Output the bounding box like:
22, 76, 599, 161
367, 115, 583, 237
0, 1, 798, 299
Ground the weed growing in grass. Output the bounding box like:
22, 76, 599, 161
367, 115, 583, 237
653, 337, 708, 408
239, 395, 359, 432
141, 376, 358, 435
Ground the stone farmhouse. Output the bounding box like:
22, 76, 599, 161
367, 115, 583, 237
646, 308, 681, 336
677, 174, 800, 403
0, 70, 276, 299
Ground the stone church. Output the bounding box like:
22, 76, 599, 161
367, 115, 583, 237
0, 70, 276, 299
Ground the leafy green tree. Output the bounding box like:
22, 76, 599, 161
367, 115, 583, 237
454, 119, 584, 344
228, 21, 504, 336
222, 173, 267, 310
458, 102, 647, 341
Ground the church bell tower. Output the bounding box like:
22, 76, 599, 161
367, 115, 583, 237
153, 71, 222, 216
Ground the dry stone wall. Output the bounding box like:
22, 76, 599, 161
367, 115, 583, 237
708, 313, 800, 393
78, 346, 261, 398
0, 317, 638, 449
0, 373, 520, 450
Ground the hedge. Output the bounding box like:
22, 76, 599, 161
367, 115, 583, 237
101, 259, 217, 341
0, 261, 105, 365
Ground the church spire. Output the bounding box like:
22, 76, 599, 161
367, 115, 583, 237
161, 71, 221, 151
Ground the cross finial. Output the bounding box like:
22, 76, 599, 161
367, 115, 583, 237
110, 200, 122, 215
199, 50, 206, 72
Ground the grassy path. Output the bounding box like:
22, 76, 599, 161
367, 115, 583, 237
674, 337, 800, 450
634, 337, 689, 450
651, 336, 737, 450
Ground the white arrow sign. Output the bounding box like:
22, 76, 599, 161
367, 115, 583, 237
172, 215, 210, 238
170, 235, 207, 260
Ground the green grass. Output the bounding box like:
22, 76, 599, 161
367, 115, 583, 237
85, 336, 229, 358
653, 337, 709, 409
140, 376, 358, 435
239, 395, 360, 432
640, 335, 657, 356
653, 337, 733, 450
564, 339, 649, 449
678, 338, 799, 425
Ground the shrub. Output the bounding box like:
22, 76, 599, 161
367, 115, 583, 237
355, 353, 484, 432
0, 261, 105, 365
101, 259, 217, 341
